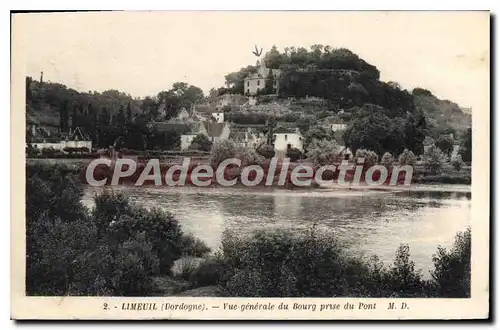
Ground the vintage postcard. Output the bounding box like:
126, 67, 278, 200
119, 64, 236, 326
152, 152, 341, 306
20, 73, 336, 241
11, 11, 490, 320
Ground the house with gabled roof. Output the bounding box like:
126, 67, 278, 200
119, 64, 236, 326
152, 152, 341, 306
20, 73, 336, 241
244, 60, 282, 96
323, 116, 347, 132
230, 127, 265, 149
272, 126, 304, 152
178, 120, 231, 150
29, 126, 92, 151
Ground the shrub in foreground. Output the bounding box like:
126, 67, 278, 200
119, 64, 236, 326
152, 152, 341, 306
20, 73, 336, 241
26, 164, 209, 296
216, 227, 470, 298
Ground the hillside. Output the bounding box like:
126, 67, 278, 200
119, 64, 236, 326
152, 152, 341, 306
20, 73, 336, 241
412, 88, 472, 136
225, 45, 471, 139
26, 78, 141, 130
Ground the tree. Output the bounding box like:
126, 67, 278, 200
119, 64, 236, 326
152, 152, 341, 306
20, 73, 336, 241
459, 128, 472, 163
126, 102, 133, 123
304, 126, 332, 151
305, 139, 340, 167
189, 134, 213, 152
355, 149, 379, 168
343, 109, 392, 155
451, 154, 465, 171
59, 100, 70, 133
256, 144, 275, 159
380, 152, 394, 168
398, 149, 417, 166
424, 145, 446, 174
436, 135, 454, 157
264, 69, 274, 94
286, 148, 302, 162
210, 140, 264, 167
224, 66, 258, 94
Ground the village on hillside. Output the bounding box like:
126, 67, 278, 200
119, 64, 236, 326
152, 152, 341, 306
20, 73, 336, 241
21, 9, 480, 304
25, 45, 472, 183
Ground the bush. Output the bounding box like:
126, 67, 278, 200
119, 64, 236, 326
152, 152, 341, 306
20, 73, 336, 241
216, 228, 471, 298
210, 140, 264, 167
172, 257, 203, 281
63, 147, 90, 154
355, 149, 379, 168
210, 140, 239, 167
109, 233, 160, 296
380, 152, 394, 168
189, 134, 213, 152
178, 233, 211, 257
435, 136, 454, 157
415, 173, 471, 184
189, 259, 232, 287
286, 147, 302, 162
424, 145, 446, 174
459, 128, 472, 163
398, 149, 417, 166
26, 164, 208, 296
430, 227, 471, 298
451, 153, 465, 171
26, 144, 39, 158
256, 145, 275, 159
305, 139, 340, 167
217, 229, 402, 297
237, 146, 265, 166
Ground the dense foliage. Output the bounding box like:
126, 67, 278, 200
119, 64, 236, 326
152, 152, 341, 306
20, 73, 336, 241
215, 227, 471, 298
342, 104, 427, 156
26, 164, 210, 296
26, 77, 204, 151
210, 140, 264, 167
460, 128, 472, 163
423, 145, 446, 174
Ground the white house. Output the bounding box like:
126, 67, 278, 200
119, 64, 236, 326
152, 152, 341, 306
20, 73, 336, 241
324, 117, 347, 132
273, 127, 304, 152
180, 121, 231, 150
180, 134, 198, 151
232, 127, 266, 149
211, 112, 224, 123
244, 60, 281, 96
30, 127, 92, 151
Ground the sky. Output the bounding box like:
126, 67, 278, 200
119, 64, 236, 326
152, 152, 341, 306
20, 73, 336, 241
13, 11, 489, 110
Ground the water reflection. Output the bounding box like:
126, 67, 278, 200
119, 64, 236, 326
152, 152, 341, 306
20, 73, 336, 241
82, 185, 471, 278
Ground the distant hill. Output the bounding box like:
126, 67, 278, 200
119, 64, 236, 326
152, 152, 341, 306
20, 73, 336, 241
25, 77, 141, 132
412, 88, 472, 137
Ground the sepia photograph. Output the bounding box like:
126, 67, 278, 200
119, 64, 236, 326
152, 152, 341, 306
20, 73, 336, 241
10, 10, 490, 320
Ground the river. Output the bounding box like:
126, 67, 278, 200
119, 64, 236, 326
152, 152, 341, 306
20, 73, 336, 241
82, 184, 470, 278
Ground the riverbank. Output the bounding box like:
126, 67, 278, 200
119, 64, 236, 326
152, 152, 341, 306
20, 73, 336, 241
27, 157, 472, 185
27, 163, 471, 298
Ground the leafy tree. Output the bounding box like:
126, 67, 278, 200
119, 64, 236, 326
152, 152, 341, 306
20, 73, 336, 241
286, 147, 302, 162
459, 128, 472, 163
224, 66, 258, 94
256, 144, 275, 159
304, 126, 332, 151
305, 139, 340, 167
398, 149, 417, 166
126, 102, 133, 123
451, 154, 465, 171
189, 134, 213, 152
424, 145, 446, 174
26, 164, 211, 296
210, 140, 240, 167
431, 227, 471, 297
210, 140, 263, 167
355, 149, 379, 168
264, 69, 275, 94
380, 152, 394, 168
436, 135, 454, 157
343, 108, 392, 155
